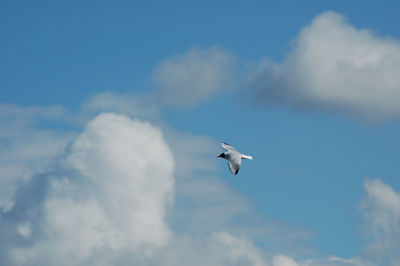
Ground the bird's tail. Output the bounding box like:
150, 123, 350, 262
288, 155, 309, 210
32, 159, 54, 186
241, 155, 253, 160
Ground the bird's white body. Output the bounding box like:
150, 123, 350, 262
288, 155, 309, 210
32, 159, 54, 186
218, 142, 253, 175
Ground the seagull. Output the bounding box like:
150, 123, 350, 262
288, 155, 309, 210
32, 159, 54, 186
218, 142, 253, 175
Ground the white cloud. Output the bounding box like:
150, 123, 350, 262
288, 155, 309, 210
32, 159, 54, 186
1, 113, 175, 265
163, 128, 313, 254
361, 178, 400, 265
273, 255, 299, 266
0, 104, 68, 133
153, 46, 236, 107
3, 47, 399, 264
64, 113, 174, 248
300, 256, 363, 266
212, 231, 269, 266
82, 92, 159, 119
248, 11, 400, 120
0, 104, 73, 211
2, 101, 393, 266
129, 231, 271, 266
171, 174, 253, 234
0, 107, 316, 266
17, 222, 31, 238
163, 128, 219, 177
0, 96, 317, 266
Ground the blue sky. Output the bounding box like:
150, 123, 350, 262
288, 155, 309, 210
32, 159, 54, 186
2, 0, 399, 106
1, 1, 400, 266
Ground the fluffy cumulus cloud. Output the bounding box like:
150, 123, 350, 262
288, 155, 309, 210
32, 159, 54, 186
64, 113, 174, 248
0, 96, 320, 266
0, 107, 316, 266
0, 113, 175, 265
153, 46, 236, 107
3, 100, 399, 266
248, 11, 400, 120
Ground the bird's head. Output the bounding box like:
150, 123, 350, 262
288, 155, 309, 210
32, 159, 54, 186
217, 153, 226, 158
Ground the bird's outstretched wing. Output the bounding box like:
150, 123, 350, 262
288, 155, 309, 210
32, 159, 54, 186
228, 154, 241, 175
221, 142, 237, 152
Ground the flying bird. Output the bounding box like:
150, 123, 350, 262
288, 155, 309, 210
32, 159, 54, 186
218, 142, 253, 175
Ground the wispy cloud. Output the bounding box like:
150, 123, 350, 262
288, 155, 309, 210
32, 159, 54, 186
0, 104, 74, 211
361, 178, 400, 265
153, 46, 237, 107
82, 92, 160, 119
